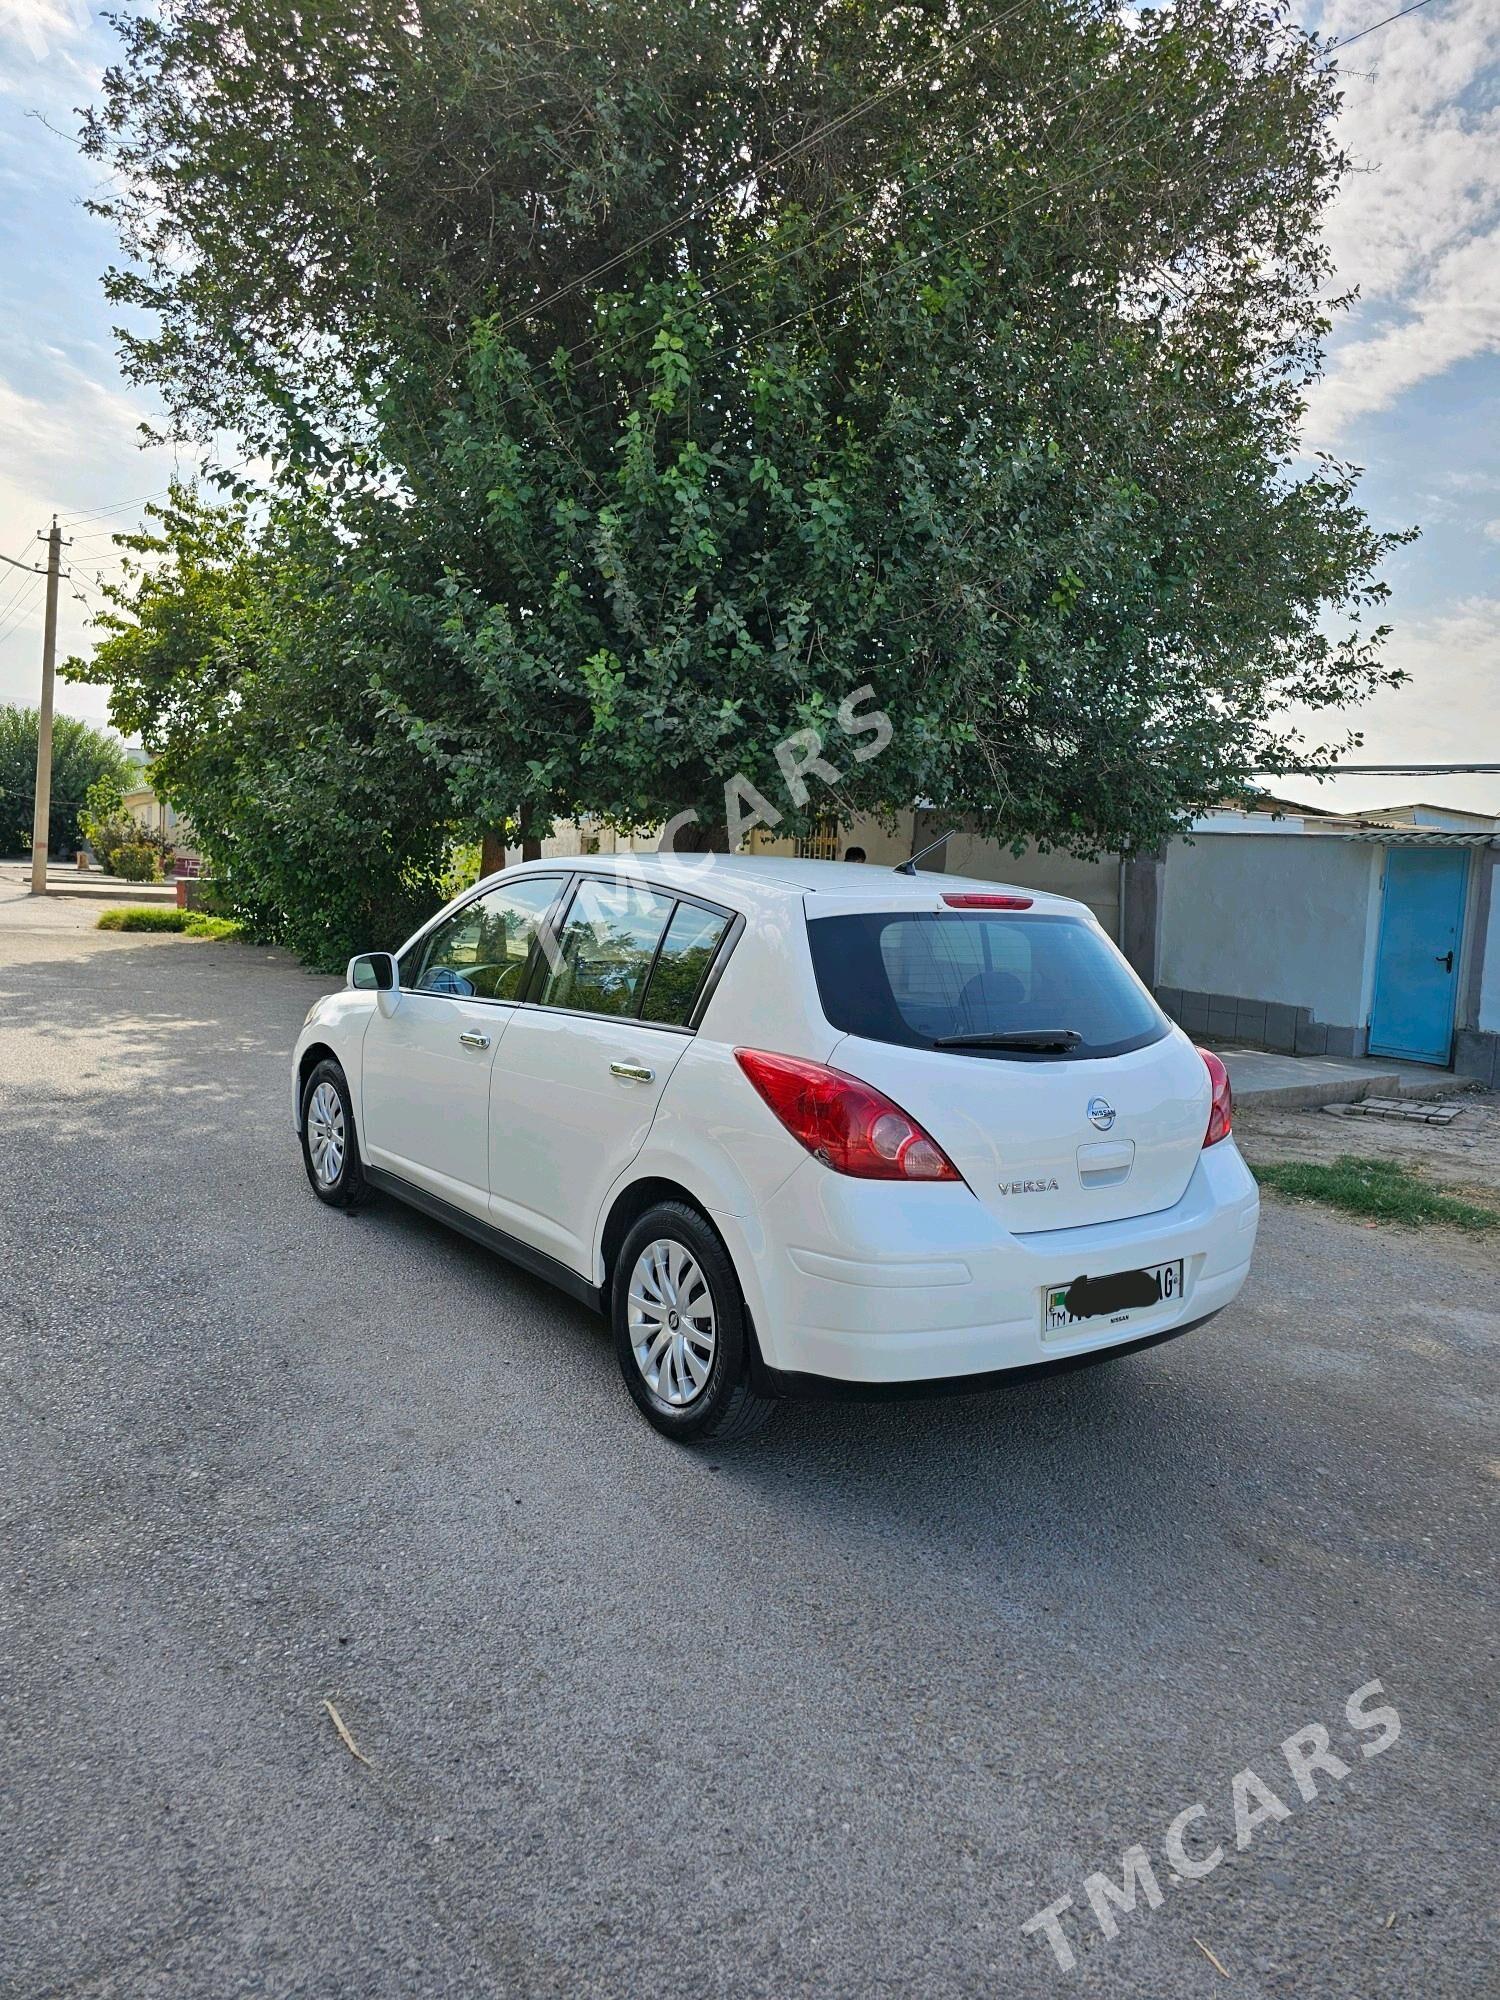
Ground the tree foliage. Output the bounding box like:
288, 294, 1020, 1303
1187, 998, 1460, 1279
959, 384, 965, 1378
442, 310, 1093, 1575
65, 493, 453, 966
0, 705, 133, 858
79, 0, 1410, 873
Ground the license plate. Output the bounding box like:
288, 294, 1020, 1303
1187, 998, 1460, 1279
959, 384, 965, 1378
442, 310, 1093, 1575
1043, 1259, 1184, 1335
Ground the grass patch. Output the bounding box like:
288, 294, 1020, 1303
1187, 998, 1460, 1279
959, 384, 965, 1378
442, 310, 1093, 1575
1253, 1154, 1499, 1233
97, 906, 243, 940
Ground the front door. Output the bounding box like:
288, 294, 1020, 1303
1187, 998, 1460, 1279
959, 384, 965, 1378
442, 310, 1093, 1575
1368, 848, 1468, 1065
360, 874, 568, 1216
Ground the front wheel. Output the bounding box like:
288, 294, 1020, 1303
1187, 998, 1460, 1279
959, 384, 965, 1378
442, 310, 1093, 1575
300, 1058, 370, 1211
611, 1202, 774, 1442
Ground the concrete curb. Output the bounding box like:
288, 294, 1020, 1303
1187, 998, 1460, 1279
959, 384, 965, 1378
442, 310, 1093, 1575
1219, 1045, 1475, 1112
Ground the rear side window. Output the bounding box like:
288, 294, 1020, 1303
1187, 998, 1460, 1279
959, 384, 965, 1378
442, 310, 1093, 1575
806, 912, 1167, 1060
533, 879, 676, 1018
641, 902, 731, 1025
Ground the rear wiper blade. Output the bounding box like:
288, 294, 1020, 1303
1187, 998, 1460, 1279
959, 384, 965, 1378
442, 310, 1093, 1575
934, 1028, 1083, 1051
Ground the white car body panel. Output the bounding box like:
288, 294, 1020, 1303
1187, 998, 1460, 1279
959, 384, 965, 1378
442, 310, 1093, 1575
487, 1007, 693, 1268
361, 987, 507, 1219
293, 854, 1259, 1391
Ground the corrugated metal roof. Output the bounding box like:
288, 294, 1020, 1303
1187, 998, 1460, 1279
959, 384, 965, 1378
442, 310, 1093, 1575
1306, 823, 1497, 846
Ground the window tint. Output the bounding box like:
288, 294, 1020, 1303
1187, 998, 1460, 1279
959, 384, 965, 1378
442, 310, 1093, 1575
533, 879, 675, 1018
406, 877, 562, 999
640, 901, 731, 1025
806, 912, 1167, 1060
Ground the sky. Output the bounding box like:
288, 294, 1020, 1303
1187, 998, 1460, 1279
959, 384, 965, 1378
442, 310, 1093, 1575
0, 0, 1496, 816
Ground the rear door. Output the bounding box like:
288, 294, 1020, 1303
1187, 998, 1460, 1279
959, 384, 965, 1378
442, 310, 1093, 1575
486, 877, 734, 1273
805, 900, 1211, 1232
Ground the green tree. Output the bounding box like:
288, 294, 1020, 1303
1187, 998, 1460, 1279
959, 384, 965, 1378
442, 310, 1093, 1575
83, 0, 1409, 858
65, 491, 455, 967
0, 705, 133, 858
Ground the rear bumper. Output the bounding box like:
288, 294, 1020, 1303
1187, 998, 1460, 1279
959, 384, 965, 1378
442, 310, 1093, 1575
760, 1308, 1225, 1401
715, 1140, 1258, 1387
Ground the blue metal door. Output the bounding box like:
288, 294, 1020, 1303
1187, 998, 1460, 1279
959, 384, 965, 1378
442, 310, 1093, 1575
1368, 848, 1468, 1064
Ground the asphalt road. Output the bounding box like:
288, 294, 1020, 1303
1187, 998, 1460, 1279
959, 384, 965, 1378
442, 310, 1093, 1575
1, 883, 1495, 1999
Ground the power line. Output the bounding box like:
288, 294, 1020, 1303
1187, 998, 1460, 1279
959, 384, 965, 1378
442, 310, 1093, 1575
57, 455, 254, 530
0, 560, 42, 623
467, 0, 1435, 428
520, 81, 1169, 445
492, 0, 1044, 342
394, 0, 1428, 464
1329, 0, 1438, 54
0, 575, 45, 647
1257, 762, 1500, 775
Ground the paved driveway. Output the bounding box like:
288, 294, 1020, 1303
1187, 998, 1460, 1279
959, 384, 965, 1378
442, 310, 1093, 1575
1, 885, 1495, 1999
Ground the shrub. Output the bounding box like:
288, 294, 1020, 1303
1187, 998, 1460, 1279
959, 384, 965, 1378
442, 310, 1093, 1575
110, 843, 161, 882
96, 906, 243, 939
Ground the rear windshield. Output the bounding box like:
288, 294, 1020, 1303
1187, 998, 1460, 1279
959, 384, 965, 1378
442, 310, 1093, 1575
805, 911, 1168, 1060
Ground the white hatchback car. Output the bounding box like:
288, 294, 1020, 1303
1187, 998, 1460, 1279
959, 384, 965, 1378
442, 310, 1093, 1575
293, 855, 1258, 1439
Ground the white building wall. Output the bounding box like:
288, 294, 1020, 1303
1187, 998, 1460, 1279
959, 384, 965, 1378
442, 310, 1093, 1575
1159, 833, 1381, 1025
1480, 876, 1500, 1035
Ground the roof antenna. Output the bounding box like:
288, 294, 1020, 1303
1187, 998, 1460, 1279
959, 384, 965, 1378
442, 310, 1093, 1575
895, 829, 954, 876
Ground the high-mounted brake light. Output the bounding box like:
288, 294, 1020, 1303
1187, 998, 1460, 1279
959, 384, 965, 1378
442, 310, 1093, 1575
734, 1049, 963, 1182
941, 892, 1033, 910
1198, 1047, 1233, 1147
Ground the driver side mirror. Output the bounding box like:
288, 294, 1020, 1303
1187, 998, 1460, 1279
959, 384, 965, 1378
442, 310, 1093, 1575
348, 951, 397, 992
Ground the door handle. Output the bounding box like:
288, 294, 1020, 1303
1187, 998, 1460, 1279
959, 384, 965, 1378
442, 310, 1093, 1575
609, 1060, 655, 1083
458, 1030, 491, 1049
1436, 950, 1454, 973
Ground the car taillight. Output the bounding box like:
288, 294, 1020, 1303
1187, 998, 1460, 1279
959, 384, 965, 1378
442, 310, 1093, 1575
734, 1048, 963, 1182
941, 892, 1032, 909
1198, 1047, 1232, 1147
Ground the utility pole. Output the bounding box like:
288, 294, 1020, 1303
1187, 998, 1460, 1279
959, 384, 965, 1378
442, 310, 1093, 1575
29, 517, 66, 896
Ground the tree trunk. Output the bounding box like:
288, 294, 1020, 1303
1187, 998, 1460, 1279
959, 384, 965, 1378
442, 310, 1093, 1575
665, 816, 730, 853
481, 827, 543, 872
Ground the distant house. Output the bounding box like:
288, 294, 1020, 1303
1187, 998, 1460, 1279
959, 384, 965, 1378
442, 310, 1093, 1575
119, 746, 199, 868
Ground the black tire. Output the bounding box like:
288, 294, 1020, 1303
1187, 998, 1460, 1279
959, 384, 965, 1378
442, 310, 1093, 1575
299, 1058, 371, 1211
611, 1201, 775, 1443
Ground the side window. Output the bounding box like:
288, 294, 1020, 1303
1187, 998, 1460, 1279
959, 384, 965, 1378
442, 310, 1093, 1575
640, 901, 731, 1025
533, 879, 675, 1018
405, 877, 563, 998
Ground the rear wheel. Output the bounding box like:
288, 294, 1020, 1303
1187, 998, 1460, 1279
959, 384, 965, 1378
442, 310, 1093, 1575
611, 1202, 774, 1442
300, 1058, 370, 1211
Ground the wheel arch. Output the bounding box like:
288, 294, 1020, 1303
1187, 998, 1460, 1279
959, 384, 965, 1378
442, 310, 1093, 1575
599, 1176, 712, 1292
598, 1176, 774, 1390
295, 1041, 342, 1130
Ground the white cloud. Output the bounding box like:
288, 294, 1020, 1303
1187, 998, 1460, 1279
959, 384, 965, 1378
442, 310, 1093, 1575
1484, 518, 1500, 542
1310, 221, 1500, 432
1305, 0, 1500, 441
1283, 593, 1500, 816
0, 355, 206, 725
0, 0, 89, 63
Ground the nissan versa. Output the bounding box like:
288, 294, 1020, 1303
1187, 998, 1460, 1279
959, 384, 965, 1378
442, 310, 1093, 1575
292, 855, 1258, 1439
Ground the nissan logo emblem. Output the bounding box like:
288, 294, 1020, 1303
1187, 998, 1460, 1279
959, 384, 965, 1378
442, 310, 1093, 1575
1087, 1096, 1116, 1131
